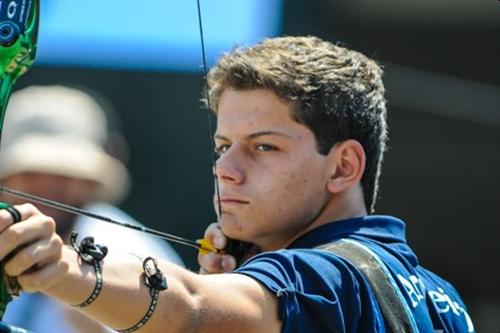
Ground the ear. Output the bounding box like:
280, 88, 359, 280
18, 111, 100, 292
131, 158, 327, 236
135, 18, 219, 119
326, 139, 366, 194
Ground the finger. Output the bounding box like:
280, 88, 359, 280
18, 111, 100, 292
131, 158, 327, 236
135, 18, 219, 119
0, 203, 41, 233
0, 209, 15, 233
4, 234, 63, 277
198, 252, 236, 274
221, 255, 236, 271
4, 206, 22, 223
17, 258, 69, 293
0, 212, 56, 260
198, 252, 221, 274
203, 223, 227, 250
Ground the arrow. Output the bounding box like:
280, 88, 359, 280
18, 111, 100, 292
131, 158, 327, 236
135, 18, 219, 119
0, 185, 218, 254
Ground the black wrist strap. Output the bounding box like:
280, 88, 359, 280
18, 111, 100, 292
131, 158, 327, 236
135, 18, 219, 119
70, 231, 108, 308
115, 257, 168, 333
70, 231, 108, 264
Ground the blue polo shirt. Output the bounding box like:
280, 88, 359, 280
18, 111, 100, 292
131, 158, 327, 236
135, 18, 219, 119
235, 215, 474, 332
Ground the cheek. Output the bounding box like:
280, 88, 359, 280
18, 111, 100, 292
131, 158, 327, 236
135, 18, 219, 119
283, 172, 315, 193
263, 166, 324, 214
283, 160, 324, 191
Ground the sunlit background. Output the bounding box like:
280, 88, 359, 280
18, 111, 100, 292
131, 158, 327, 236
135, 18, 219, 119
36, 0, 282, 70
11, 0, 500, 331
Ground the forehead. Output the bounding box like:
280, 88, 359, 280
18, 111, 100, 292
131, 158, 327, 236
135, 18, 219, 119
216, 88, 301, 134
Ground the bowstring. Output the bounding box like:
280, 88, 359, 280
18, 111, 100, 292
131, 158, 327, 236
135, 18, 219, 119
196, 0, 223, 220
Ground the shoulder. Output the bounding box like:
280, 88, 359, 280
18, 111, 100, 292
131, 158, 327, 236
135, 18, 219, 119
235, 248, 384, 332
237, 248, 358, 290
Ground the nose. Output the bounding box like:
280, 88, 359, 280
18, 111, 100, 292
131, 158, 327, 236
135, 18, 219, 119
214, 145, 245, 185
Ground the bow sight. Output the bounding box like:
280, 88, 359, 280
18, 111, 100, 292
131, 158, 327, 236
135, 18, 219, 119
0, 0, 39, 322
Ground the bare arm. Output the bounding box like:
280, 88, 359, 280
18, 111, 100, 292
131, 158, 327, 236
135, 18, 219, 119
0, 205, 280, 333
48, 248, 279, 333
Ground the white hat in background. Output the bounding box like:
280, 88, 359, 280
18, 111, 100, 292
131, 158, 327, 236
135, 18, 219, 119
0, 85, 130, 203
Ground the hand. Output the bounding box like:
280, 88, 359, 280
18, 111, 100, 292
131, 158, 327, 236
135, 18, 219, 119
198, 223, 262, 274
198, 223, 237, 274
0, 203, 68, 293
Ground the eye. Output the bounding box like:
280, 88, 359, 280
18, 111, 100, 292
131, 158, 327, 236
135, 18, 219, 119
256, 144, 276, 152
214, 144, 230, 156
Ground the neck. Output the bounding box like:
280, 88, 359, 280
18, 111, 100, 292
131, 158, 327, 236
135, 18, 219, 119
281, 186, 367, 250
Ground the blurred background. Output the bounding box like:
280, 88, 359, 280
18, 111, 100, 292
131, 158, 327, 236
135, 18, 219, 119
10, 0, 499, 331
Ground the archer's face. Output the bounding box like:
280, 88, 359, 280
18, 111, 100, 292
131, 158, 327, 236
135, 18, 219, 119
214, 88, 333, 251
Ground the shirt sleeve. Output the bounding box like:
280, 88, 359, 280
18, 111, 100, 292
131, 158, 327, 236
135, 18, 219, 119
234, 249, 384, 333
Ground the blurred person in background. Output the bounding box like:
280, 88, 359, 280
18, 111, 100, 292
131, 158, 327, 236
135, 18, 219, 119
0, 85, 183, 332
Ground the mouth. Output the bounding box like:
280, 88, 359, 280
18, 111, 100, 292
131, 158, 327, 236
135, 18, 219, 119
217, 197, 249, 205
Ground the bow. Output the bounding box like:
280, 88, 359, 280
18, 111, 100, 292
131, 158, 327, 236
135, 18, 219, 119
0, 0, 39, 325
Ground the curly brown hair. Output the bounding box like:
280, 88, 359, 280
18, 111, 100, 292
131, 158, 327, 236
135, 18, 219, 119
206, 36, 388, 213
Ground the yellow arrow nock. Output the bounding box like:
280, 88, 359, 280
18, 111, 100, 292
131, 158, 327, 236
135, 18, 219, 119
196, 238, 219, 255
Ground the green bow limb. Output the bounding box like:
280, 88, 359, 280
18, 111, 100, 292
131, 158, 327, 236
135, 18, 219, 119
0, 0, 40, 321
0, 0, 39, 137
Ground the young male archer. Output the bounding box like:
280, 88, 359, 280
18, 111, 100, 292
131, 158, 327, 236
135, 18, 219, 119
0, 36, 474, 332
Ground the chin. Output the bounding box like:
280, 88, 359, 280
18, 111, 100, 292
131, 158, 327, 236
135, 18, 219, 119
219, 214, 247, 239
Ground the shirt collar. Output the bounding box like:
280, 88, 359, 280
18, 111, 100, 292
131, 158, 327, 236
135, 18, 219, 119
287, 215, 408, 249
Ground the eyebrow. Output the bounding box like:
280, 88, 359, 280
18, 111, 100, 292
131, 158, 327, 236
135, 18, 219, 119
214, 130, 293, 141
